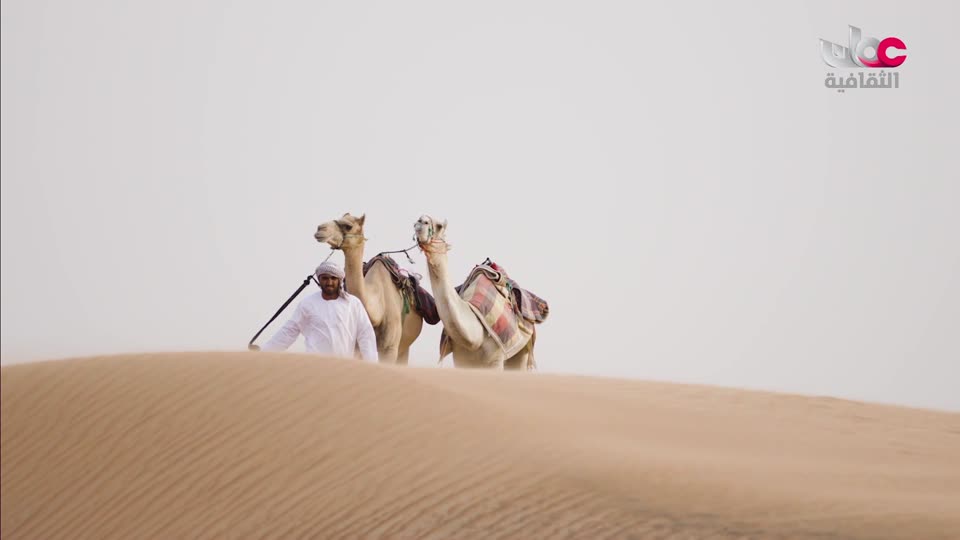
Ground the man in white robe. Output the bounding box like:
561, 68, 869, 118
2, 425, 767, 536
258, 262, 378, 362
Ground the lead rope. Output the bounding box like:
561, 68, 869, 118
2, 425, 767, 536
247, 273, 320, 350
247, 247, 338, 350
376, 241, 419, 265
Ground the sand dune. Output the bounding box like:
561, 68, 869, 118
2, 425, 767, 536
2, 352, 958, 539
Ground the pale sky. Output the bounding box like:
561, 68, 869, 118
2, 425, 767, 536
3, 1, 958, 411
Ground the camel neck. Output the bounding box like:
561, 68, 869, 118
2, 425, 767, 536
425, 250, 484, 351
341, 244, 367, 301
427, 253, 460, 309
426, 251, 450, 284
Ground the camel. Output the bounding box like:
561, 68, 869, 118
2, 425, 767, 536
414, 214, 535, 370
315, 213, 424, 364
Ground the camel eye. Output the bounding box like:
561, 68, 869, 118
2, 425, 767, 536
336, 221, 351, 230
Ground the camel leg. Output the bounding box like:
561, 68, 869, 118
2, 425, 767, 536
396, 333, 411, 366
503, 350, 529, 371
376, 315, 402, 364
377, 331, 399, 363
396, 314, 423, 366
504, 335, 535, 371
377, 333, 400, 364
380, 345, 399, 364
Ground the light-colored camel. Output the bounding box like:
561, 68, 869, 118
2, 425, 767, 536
414, 215, 533, 370
315, 213, 423, 364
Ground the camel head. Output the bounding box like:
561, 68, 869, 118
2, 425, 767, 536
315, 212, 366, 250
414, 214, 448, 247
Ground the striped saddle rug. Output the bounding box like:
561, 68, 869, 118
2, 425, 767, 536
439, 260, 549, 364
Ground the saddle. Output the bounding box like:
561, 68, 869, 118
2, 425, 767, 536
439, 259, 549, 368
361, 254, 441, 325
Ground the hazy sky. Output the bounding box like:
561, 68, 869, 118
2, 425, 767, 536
3, 1, 958, 410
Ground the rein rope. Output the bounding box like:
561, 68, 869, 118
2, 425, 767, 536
375, 242, 419, 265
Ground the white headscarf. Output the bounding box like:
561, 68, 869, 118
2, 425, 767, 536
315, 262, 350, 296
315, 261, 345, 280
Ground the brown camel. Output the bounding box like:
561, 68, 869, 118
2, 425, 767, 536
315, 213, 424, 364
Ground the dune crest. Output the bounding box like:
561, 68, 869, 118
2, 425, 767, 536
2, 352, 959, 539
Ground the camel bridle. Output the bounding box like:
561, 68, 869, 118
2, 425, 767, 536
414, 220, 449, 255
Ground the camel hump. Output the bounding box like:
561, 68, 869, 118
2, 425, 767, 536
462, 259, 549, 325
363, 254, 440, 326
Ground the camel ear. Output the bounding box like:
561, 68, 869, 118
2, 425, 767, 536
357, 214, 366, 227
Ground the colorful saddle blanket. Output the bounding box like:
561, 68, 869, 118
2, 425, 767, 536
360, 254, 440, 325
439, 260, 549, 363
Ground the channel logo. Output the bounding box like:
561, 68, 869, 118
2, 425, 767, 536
820, 25, 906, 69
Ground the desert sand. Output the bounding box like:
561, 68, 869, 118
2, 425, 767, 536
2, 352, 958, 539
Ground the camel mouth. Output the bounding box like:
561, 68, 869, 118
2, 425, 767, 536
413, 224, 431, 244
314, 232, 340, 246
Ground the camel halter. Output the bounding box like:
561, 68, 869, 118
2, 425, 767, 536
311, 232, 366, 265
332, 233, 366, 250
418, 239, 449, 255
314, 232, 365, 264
414, 222, 450, 255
